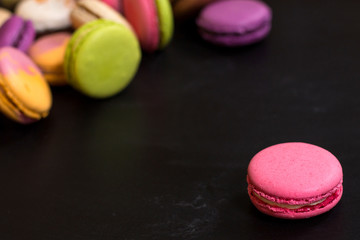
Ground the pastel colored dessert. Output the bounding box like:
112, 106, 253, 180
15, 0, 75, 32
64, 19, 141, 98
0, 47, 52, 124
101, 0, 123, 12
0, 8, 11, 26
196, 0, 272, 46
123, 0, 174, 52
29, 32, 72, 86
171, 0, 217, 20
0, 15, 35, 52
70, 0, 131, 29
247, 142, 343, 219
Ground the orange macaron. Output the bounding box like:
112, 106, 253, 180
29, 32, 71, 86
0, 47, 52, 124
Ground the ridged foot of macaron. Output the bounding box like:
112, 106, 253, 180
247, 142, 343, 219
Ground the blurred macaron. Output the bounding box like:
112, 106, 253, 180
70, 0, 131, 29
15, 0, 75, 32
29, 32, 72, 86
0, 47, 52, 124
123, 0, 174, 52
101, 0, 123, 13
0, 15, 35, 52
196, 0, 272, 47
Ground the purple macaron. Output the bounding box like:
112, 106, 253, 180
0, 16, 35, 52
196, 0, 272, 47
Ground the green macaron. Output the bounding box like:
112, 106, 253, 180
155, 0, 174, 49
64, 19, 141, 98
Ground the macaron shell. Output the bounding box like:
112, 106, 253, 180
15, 0, 74, 32
0, 16, 35, 52
29, 32, 71, 86
101, 0, 122, 12
197, 0, 272, 34
196, 0, 272, 46
155, 0, 174, 49
123, 0, 159, 52
65, 20, 141, 98
0, 47, 52, 117
248, 143, 343, 200
71, 0, 132, 30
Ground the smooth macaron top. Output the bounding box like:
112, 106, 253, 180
29, 32, 71, 85
197, 0, 272, 34
65, 19, 141, 98
248, 142, 343, 200
29, 32, 71, 70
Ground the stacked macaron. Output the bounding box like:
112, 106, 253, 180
0, 0, 175, 123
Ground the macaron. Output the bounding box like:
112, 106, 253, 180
101, 0, 123, 12
0, 47, 52, 124
15, 0, 75, 32
0, 15, 35, 52
196, 0, 272, 47
0, 8, 12, 26
29, 32, 72, 86
70, 0, 131, 29
64, 19, 141, 98
123, 0, 174, 52
247, 142, 343, 219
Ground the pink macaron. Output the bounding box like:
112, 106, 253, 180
122, 0, 174, 53
101, 0, 123, 12
247, 142, 343, 219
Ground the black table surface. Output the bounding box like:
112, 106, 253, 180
1, 0, 359, 239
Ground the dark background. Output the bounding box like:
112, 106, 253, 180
0, 0, 359, 239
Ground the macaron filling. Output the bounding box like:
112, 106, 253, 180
248, 181, 343, 213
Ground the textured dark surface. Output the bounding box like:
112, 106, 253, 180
0, 0, 358, 239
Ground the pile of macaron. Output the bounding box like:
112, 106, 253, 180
0, 0, 174, 124
0, 0, 273, 124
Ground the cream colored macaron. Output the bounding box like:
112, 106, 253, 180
15, 0, 75, 32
